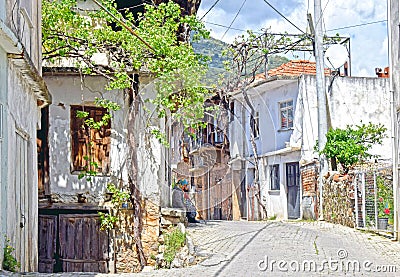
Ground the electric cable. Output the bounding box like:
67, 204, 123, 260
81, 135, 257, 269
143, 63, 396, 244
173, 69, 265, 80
221, 0, 247, 40
200, 0, 222, 20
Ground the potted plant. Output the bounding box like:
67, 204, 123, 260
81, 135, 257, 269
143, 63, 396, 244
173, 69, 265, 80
377, 176, 393, 230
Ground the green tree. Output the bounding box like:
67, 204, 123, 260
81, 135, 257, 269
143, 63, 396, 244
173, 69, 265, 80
42, 0, 210, 129
316, 122, 387, 173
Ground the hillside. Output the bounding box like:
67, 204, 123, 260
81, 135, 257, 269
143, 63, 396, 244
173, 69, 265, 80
192, 37, 289, 84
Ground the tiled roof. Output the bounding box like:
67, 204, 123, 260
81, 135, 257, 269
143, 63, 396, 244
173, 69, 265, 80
255, 60, 331, 80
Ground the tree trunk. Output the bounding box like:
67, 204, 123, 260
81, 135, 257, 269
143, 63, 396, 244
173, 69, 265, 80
127, 86, 147, 268
242, 88, 268, 219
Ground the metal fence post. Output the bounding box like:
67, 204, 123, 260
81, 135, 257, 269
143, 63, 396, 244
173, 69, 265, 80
374, 172, 378, 230
354, 174, 359, 228
362, 172, 366, 228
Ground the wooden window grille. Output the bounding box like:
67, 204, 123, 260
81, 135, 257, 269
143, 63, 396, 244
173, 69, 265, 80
70, 106, 111, 174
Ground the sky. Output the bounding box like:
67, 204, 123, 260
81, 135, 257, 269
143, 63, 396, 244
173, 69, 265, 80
197, 0, 388, 77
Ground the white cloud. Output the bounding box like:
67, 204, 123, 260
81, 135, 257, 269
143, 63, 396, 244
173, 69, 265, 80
199, 0, 388, 77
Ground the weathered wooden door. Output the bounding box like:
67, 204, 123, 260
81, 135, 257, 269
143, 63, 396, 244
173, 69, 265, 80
38, 213, 109, 273
287, 162, 300, 219
59, 214, 109, 272
38, 215, 57, 272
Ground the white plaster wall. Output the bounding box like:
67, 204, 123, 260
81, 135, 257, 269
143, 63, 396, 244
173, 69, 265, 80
292, 75, 391, 163
5, 0, 41, 71
4, 60, 41, 271
137, 77, 167, 204
260, 151, 301, 220
249, 80, 299, 154
229, 102, 248, 160
44, 74, 127, 202
0, 43, 6, 271
231, 80, 299, 159
44, 74, 167, 206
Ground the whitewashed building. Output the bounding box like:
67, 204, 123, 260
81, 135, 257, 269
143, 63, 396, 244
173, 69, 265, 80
0, 0, 51, 272
229, 60, 391, 220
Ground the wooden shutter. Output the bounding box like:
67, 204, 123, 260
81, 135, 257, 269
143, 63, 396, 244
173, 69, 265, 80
70, 106, 111, 174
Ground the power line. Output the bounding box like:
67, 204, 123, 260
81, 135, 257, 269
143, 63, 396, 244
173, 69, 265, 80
200, 0, 222, 21
205, 21, 262, 34
315, 0, 330, 27
261, 0, 305, 34
327, 20, 387, 32
221, 0, 247, 40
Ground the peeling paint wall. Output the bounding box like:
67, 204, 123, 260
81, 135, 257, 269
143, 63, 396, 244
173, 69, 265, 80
44, 74, 168, 204
0, 0, 44, 271
44, 74, 127, 202
44, 73, 166, 271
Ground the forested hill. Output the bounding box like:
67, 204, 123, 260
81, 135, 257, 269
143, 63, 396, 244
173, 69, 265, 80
192, 37, 289, 84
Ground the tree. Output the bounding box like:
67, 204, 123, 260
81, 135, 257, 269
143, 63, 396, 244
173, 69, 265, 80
316, 122, 387, 173
42, 0, 209, 268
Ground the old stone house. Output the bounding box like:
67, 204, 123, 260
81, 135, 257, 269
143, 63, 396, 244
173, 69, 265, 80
0, 0, 51, 272
229, 60, 391, 221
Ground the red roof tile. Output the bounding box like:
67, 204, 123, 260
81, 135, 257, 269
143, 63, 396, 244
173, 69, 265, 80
255, 60, 331, 80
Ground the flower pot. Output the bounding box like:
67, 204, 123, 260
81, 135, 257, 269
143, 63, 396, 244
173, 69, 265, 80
377, 217, 388, 230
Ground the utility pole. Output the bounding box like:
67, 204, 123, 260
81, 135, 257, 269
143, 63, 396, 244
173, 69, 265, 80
314, 0, 328, 220
388, 0, 399, 241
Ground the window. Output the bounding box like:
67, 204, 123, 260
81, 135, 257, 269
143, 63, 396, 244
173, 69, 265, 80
270, 164, 280, 190
279, 100, 293, 129
70, 106, 111, 174
251, 111, 260, 138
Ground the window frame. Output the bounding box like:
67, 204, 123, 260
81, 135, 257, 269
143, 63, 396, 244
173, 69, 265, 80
279, 100, 294, 130
250, 111, 260, 138
270, 164, 280, 191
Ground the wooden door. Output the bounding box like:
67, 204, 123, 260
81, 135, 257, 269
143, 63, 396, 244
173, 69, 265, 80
38, 213, 109, 273
59, 214, 109, 272
287, 162, 300, 219
38, 215, 57, 272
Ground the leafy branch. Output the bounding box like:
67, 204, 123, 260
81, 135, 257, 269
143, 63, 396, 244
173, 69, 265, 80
315, 122, 387, 173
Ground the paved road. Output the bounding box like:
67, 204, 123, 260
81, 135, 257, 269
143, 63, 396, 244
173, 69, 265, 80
3, 220, 400, 276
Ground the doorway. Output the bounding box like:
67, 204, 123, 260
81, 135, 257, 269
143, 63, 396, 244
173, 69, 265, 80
286, 162, 300, 219
38, 210, 109, 273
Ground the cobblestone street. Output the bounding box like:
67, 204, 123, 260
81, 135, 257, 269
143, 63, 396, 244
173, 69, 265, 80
4, 220, 400, 277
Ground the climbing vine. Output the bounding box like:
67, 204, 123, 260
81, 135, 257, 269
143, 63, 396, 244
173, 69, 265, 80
76, 97, 121, 181
42, 0, 209, 268
42, 0, 210, 130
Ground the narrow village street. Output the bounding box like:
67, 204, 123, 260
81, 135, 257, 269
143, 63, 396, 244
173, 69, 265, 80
7, 220, 400, 277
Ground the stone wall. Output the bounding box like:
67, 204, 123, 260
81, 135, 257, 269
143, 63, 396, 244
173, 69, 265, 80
322, 172, 355, 228
114, 199, 160, 273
